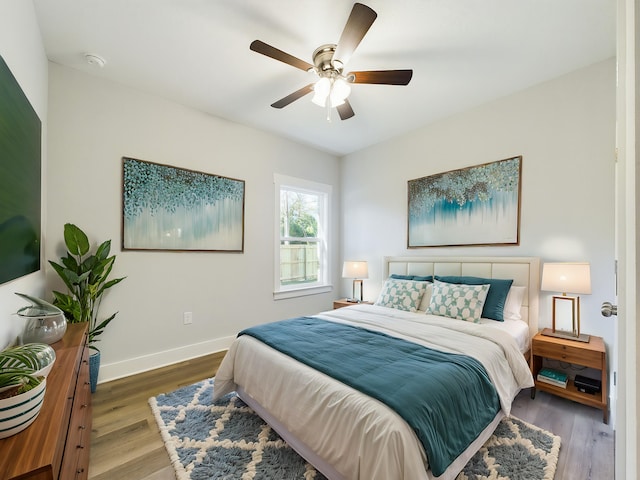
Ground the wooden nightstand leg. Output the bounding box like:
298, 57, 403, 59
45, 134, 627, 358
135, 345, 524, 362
530, 387, 536, 399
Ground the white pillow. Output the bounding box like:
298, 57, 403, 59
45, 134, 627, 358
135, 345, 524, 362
418, 283, 434, 311
504, 286, 526, 321
375, 278, 427, 312
426, 280, 490, 323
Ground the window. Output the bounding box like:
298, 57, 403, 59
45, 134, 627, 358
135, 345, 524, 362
274, 174, 332, 299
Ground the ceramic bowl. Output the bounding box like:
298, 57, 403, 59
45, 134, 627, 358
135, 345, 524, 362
0, 379, 47, 438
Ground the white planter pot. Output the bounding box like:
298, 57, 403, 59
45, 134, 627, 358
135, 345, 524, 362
0, 379, 47, 439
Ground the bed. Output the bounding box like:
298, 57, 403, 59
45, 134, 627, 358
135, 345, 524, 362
213, 256, 540, 480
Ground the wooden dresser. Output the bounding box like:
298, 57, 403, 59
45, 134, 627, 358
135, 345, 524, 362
0, 322, 91, 479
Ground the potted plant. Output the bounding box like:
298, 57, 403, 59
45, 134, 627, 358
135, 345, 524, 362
0, 343, 55, 438
49, 223, 126, 392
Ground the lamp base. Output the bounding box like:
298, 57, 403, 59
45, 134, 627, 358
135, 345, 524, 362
344, 298, 359, 303
351, 279, 364, 303
541, 328, 590, 343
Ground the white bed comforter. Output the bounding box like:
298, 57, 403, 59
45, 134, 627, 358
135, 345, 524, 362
213, 305, 534, 480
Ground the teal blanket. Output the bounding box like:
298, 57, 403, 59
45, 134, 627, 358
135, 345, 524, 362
239, 317, 500, 476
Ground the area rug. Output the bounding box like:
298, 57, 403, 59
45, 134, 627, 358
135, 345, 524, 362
149, 378, 560, 480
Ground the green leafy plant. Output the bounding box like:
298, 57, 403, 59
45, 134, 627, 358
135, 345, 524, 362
49, 223, 126, 351
0, 369, 41, 398
0, 344, 50, 397
0, 343, 54, 371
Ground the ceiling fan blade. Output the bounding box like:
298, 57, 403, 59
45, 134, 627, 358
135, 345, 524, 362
271, 84, 315, 109
332, 3, 377, 67
250, 40, 314, 72
349, 69, 413, 85
337, 100, 355, 120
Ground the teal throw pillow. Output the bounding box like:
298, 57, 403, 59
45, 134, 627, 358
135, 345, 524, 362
390, 274, 434, 281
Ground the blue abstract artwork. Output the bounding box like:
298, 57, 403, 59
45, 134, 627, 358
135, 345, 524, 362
122, 158, 244, 251
408, 157, 521, 247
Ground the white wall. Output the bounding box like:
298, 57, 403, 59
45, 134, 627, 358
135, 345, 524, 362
341, 58, 617, 399
46, 63, 340, 381
0, 1, 49, 349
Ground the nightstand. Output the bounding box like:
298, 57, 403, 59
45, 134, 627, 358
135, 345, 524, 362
530, 330, 608, 423
333, 299, 373, 309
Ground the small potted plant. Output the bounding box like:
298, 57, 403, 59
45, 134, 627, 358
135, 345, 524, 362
49, 223, 126, 392
0, 343, 55, 438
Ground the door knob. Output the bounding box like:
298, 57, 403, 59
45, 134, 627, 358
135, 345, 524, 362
601, 302, 617, 317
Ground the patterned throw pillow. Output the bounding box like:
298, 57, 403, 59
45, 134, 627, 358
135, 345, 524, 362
375, 278, 428, 312
426, 281, 490, 323
434, 275, 513, 321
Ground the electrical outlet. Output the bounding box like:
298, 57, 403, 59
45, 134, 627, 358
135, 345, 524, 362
183, 311, 193, 325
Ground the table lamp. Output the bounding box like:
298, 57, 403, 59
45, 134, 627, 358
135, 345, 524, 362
541, 262, 592, 342
342, 261, 369, 302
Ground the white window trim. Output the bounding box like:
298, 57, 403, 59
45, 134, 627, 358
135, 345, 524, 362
273, 174, 332, 300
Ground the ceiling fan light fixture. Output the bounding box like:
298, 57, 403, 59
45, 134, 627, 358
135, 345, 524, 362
312, 76, 351, 108
311, 77, 332, 106
330, 77, 351, 106
250, 3, 411, 120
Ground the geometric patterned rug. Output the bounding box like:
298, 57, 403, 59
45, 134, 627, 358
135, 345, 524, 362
149, 378, 561, 480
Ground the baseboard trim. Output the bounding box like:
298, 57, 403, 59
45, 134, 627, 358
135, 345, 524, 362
98, 335, 236, 383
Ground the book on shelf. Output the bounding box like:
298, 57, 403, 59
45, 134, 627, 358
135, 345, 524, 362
537, 375, 568, 388
537, 368, 568, 388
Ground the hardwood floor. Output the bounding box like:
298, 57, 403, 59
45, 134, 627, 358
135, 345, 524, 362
89, 352, 225, 480
89, 352, 614, 480
511, 389, 615, 480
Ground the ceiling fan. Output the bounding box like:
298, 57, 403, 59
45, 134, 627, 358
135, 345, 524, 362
250, 2, 413, 120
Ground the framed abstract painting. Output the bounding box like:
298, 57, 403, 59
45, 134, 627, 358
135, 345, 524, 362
408, 156, 522, 247
122, 157, 245, 252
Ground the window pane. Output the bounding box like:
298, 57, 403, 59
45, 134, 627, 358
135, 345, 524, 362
280, 241, 320, 286
274, 174, 331, 298
280, 190, 319, 238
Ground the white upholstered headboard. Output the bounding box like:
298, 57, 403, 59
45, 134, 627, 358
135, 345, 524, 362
383, 256, 540, 338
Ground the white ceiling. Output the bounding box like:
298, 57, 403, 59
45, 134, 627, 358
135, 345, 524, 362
32, 0, 616, 156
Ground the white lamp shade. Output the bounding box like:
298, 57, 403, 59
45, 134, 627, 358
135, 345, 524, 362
329, 78, 351, 106
342, 261, 369, 279
541, 262, 591, 294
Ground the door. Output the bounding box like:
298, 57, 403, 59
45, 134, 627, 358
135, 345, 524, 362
614, 1, 638, 479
